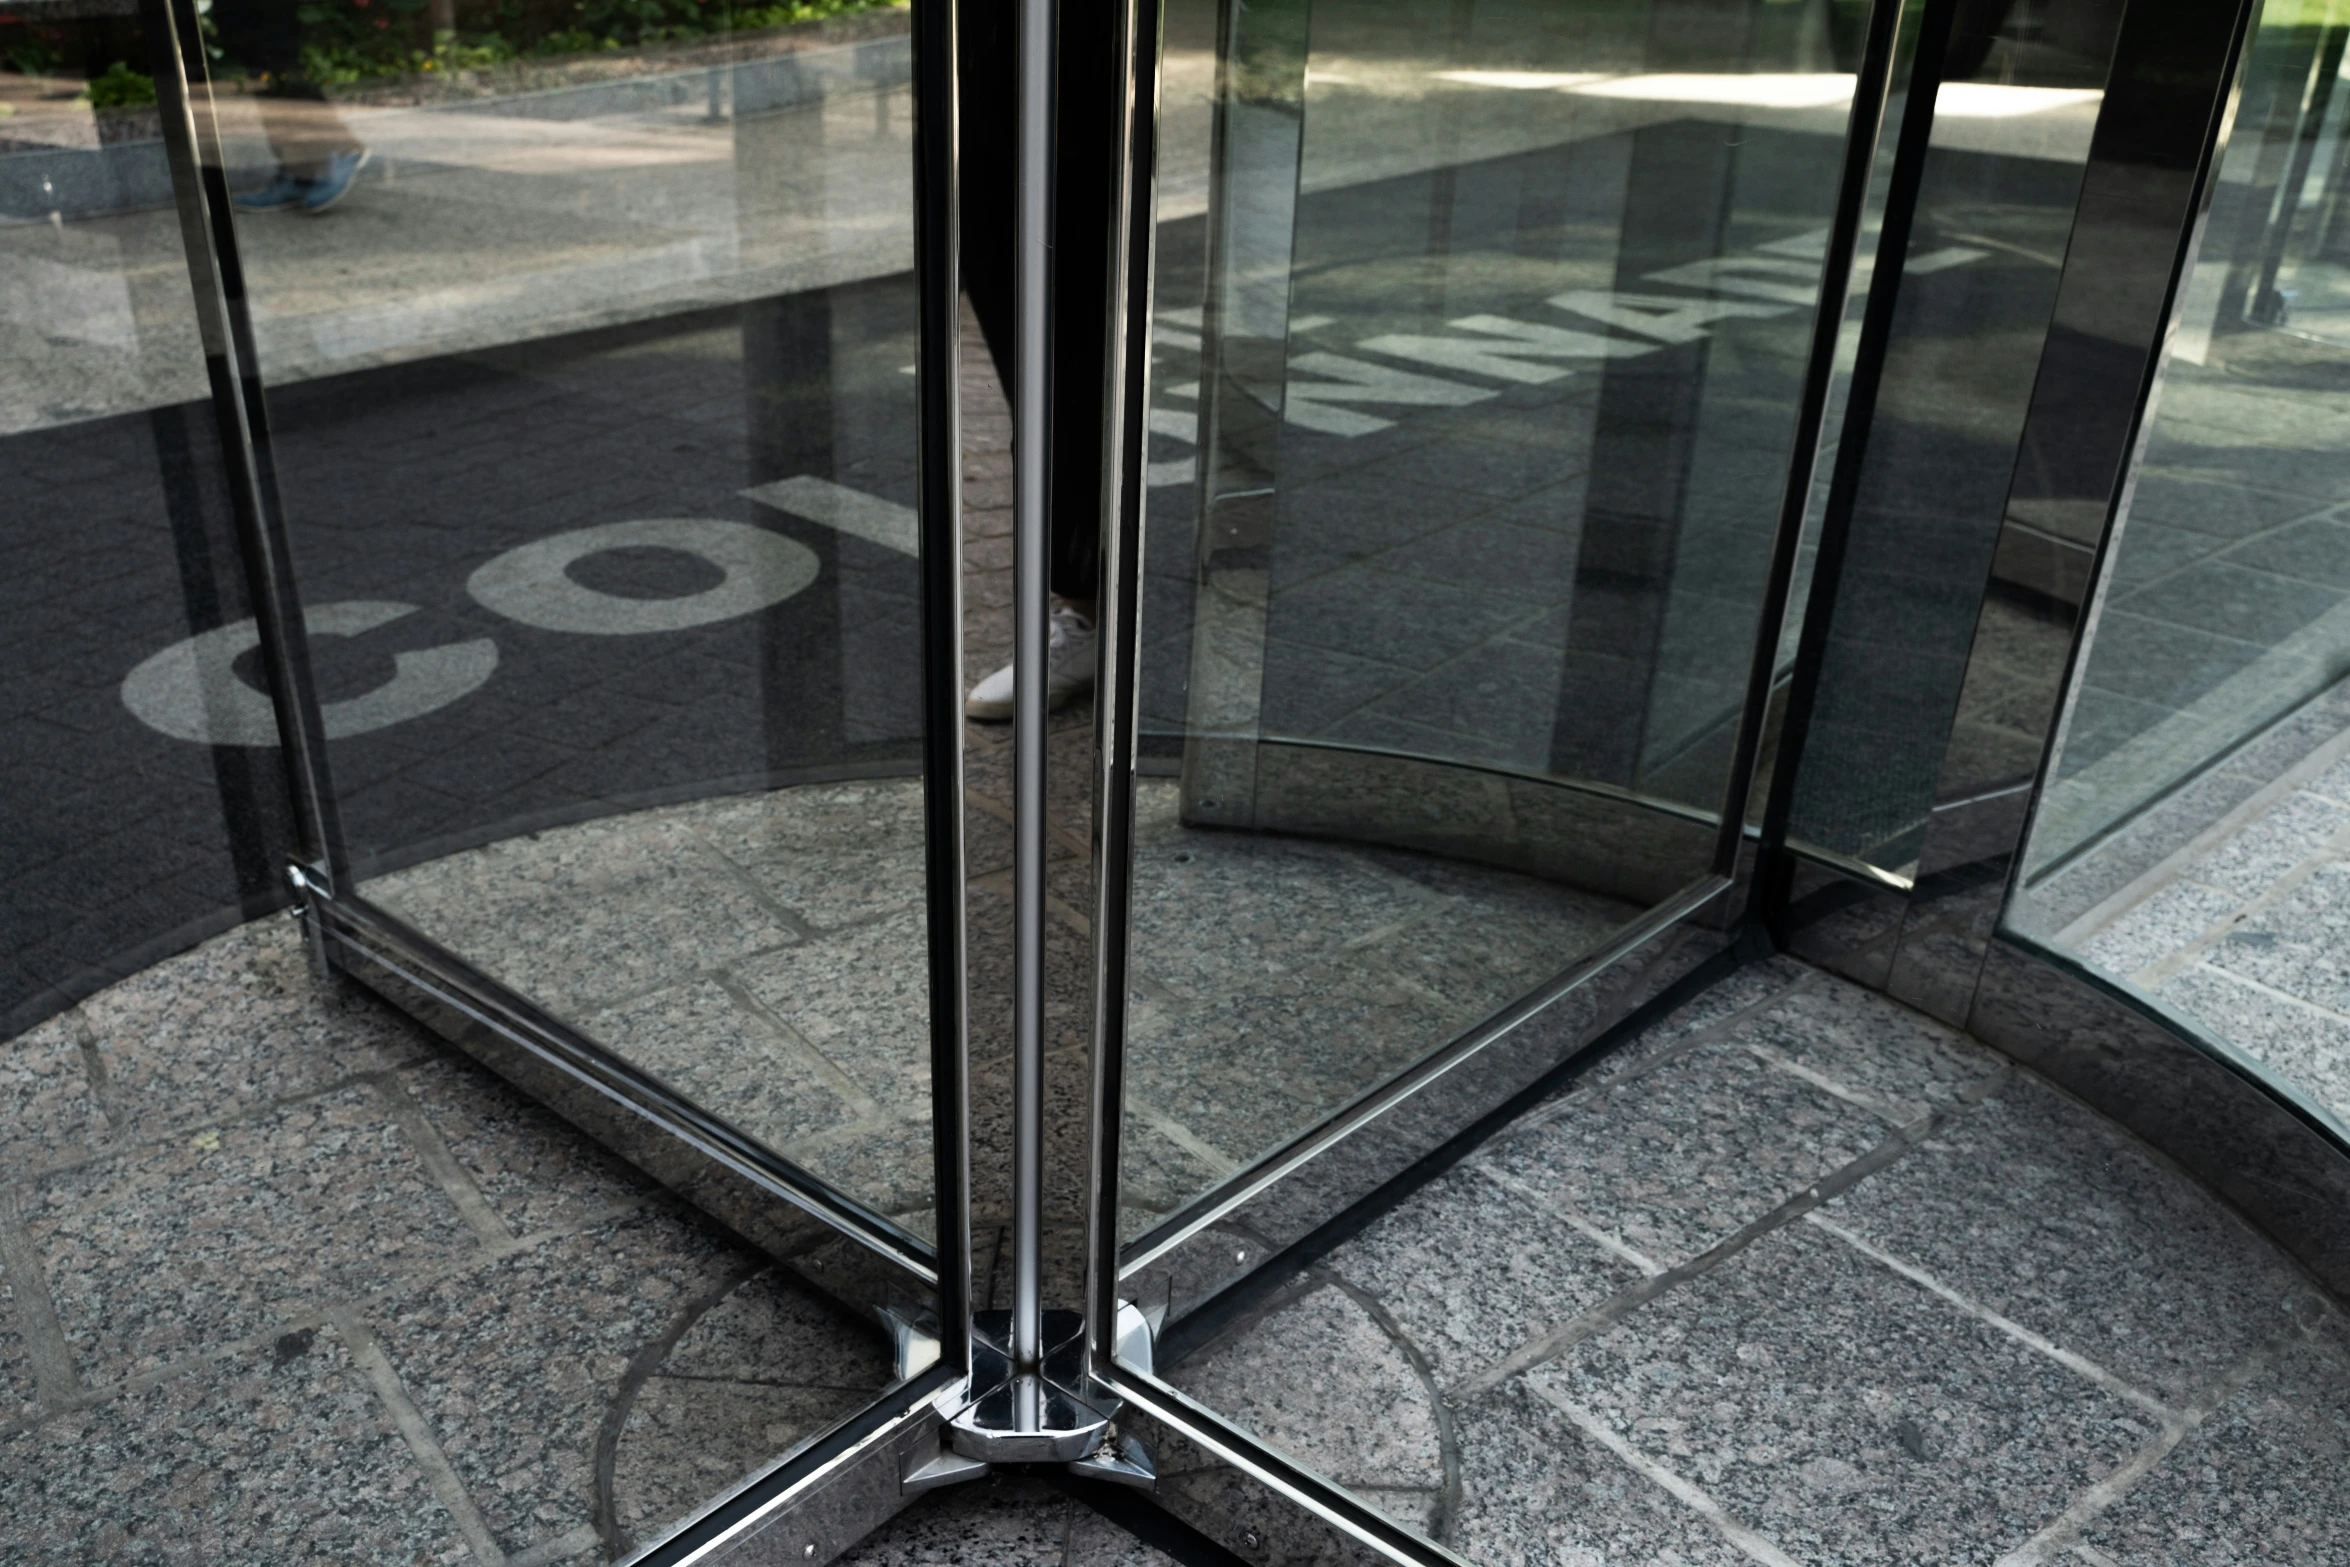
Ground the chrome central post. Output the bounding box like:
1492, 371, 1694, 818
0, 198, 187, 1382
921, 0, 1154, 1491
1009, 0, 1052, 1378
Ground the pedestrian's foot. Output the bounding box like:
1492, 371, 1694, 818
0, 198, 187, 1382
967, 604, 1096, 720
233, 169, 308, 211
301, 148, 371, 213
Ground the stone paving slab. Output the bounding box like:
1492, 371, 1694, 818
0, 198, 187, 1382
1155, 955, 2347, 1566
0, 912, 904, 1564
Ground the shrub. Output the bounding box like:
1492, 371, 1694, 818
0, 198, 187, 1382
85, 59, 156, 108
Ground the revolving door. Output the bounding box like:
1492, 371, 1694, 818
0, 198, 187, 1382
126, 0, 2350, 1552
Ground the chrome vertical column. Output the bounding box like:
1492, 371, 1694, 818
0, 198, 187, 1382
1008, 0, 1054, 1377
943, 0, 1120, 1469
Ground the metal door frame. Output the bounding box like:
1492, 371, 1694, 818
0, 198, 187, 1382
1074, 0, 1918, 1558
143, 0, 985, 1551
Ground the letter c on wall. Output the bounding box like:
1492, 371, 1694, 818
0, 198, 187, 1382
122, 600, 498, 746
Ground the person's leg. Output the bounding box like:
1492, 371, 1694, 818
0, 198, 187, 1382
215, 0, 366, 207
258, 89, 363, 181
964, 0, 1115, 718
958, 0, 1017, 390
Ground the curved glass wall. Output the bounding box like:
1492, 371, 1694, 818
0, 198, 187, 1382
146, 0, 941, 1233
1119, 0, 1876, 1243
2014, 0, 2350, 1135
0, 1, 299, 1037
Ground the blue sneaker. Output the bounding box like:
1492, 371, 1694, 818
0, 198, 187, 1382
301, 147, 370, 213
233, 169, 308, 211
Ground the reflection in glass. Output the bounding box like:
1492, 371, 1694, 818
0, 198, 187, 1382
1120, 0, 1871, 1243
0, 3, 298, 1033
2014, 0, 2350, 1135
1779, 5, 2117, 877
188, 0, 936, 1227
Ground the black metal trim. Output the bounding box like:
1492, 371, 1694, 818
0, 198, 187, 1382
1712, 0, 1910, 884
142, 0, 346, 889
1085, 0, 1166, 1381
1099, 1368, 1473, 1567
2001, 0, 2264, 906
910, 0, 975, 1379
619, 1362, 960, 1567
1754, 0, 1963, 930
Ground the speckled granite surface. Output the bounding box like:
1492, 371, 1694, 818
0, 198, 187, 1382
355, 741, 1633, 1253
0, 912, 895, 1565
2044, 728, 2350, 1135
1157, 957, 2350, 1567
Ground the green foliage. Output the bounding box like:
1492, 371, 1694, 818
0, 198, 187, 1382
85, 60, 157, 109
224, 0, 898, 84
4, 35, 65, 76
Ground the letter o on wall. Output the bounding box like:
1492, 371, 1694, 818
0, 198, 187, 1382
121, 600, 499, 746
465, 518, 820, 635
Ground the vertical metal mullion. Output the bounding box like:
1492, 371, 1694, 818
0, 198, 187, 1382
1713, 0, 1908, 880
1011, 0, 1059, 1371
144, 0, 347, 902
1755, 0, 1961, 935
2000, 0, 2264, 920
1085, 0, 1165, 1385
912, 0, 973, 1375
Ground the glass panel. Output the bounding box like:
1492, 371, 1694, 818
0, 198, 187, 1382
2013, 0, 2350, 1134
1116, 0, 1898, 1543
186, 0, 937, 1232
1121, 0, 1866, 1244
2, 3, 299, 1033
1781, 0, 2120, 877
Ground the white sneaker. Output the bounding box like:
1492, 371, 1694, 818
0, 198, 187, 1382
967, 605, 1097, 720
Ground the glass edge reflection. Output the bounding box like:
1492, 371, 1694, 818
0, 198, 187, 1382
310, 879, 942, 1283
1116, 874, 1731, 1280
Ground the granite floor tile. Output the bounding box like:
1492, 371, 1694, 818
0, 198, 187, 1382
2153, 964, 2350, 1127
1117, 1117, 1236, 1240
1818, 1072, 2316, 1408
78, 915, 426, 1143
737, 910, 931, 1113
0, 1332, 469, 1564
1538, 1223, 2154, 1567
1126, 831, 1450, 1004
788, 1112, 936, 1227
1737, 979, 2005, 1122
1321, 1168, 1644, 1388
614, 1377, 871, 1556
1450, 1377, 1751, 1567
1166, 1278, 1446, 1503
30, 1084, 480, 1386
724, 841, 928, 934
582, 977, 867, 1153
834, 1474, 1076, 1566
2081, 1329, 2350, 1567
612, 1270, 890, 1558
2204, 860, 2350, 1016
1579, 954, 1816, 1090
0, 1008, 110, 1180
2187, 788, 2350, 899
1124, 978, 1461, 1169
2080, 879, 2248, 980
366, 1211, 756, 1557
1062, 1503, 1185, 1567
1, 1263, 35, 1423
656, 1266, 889, 1388
363, 814, 806, 1017
394, 1054, 654, 1237
679, 779, 929, 864
1479, 1037, 1890, 1269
